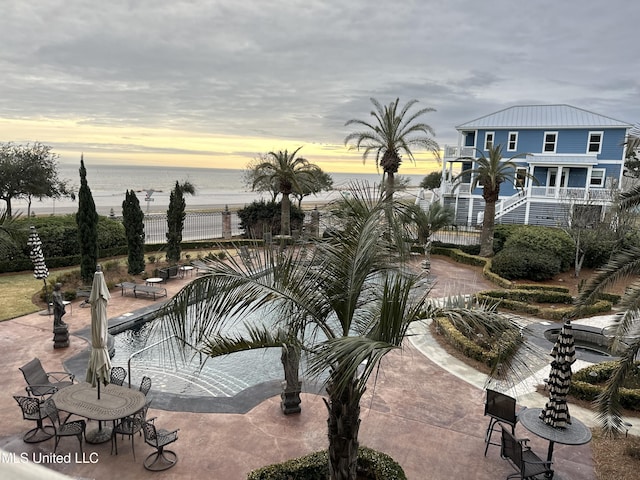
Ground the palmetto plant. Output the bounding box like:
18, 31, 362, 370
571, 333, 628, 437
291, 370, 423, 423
454, 144, 533, 257
157, 183, 523, 480
576, 183, 640, 435
345, 98, 440, 199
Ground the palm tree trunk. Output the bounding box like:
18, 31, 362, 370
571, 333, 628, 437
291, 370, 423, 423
325, 372, 361, 480
479, 199, 496, 257
385, 172, 395, 201
281, 193, 291, 236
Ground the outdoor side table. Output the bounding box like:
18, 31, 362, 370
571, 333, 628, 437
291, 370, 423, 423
52, 382, 146, 444
518, 407, 592, 479
145, 277, 163, 286
179, 265, 194, 278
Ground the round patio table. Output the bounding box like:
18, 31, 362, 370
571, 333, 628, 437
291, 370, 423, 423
518, 407, 592, 479
52, 382, 146, 444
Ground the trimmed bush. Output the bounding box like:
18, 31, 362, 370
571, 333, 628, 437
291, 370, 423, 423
571, 362, 640, 411
432, 316, 522, 369
247, 447, 407, 480
491, 247, 561, 281
0, 215, 126, 274
237, 200, 304, 239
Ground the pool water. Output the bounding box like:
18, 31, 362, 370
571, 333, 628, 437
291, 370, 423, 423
112, 317, 285, 397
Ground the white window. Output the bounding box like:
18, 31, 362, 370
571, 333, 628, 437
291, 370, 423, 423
590, 168, 605, 187
507, 132, 518, 151
484, 132, 494, 150
543, 132, 557, 153
587, 131, 603, 154
514, 167, 527, 188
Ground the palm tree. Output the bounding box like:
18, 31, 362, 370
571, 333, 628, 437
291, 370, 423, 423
344, 98, 440, 199
575, 183, 640, 435
250, 147, 321, 236
157, 184, 523, 480
454, 144, 532, 257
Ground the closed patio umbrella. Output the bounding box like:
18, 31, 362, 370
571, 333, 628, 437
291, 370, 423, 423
27, 226, 49, 312
86, 265, 112, 399
540, 319, 576, 428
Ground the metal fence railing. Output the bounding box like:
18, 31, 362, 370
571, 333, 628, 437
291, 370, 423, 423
113, 211, 480, 246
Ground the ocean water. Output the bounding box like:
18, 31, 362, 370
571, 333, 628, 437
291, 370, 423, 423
15, 163, 426, 216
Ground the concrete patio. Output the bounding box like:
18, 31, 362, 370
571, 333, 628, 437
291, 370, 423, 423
0, 257, 601, 479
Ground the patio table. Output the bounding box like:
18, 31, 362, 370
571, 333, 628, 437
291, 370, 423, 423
52, 382, 146, 444
518, 407, 592, 479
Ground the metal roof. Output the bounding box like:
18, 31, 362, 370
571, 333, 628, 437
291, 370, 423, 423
456, 105, 631, 130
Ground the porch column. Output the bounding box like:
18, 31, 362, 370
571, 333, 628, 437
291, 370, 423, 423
555, 166, 563, 199
585, 167, 593, 200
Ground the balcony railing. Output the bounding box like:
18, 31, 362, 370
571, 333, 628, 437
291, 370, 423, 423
443, 145, 475, 159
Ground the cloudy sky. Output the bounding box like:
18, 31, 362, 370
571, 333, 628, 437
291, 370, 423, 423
1, 1, 638, 174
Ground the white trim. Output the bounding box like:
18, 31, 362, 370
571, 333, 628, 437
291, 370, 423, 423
587, 131, 603, 154
507, 131, 518, 151
484, 131, 494, 150
543, 131, 558, 153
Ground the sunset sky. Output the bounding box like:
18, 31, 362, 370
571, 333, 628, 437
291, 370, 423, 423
1, 1, 638, 175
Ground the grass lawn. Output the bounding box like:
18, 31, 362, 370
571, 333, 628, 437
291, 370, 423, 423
0, 272, 47, 321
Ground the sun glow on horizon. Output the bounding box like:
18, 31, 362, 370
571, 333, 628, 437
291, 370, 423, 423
1, 117, 442, 175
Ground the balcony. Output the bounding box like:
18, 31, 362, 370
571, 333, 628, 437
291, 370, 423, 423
443, 145, 475, 160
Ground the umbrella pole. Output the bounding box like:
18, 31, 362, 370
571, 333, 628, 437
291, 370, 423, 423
43, 278, 50, 314
97, 373, 101, 400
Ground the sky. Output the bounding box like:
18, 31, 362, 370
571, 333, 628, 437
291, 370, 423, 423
1, 1, 639, 175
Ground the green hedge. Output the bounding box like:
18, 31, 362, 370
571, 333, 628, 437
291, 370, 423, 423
570, 362, 640, 411
432, 317, 522, 368
1, 215, 126, 273
475, 290, 613, 320
247, 447, 406, 480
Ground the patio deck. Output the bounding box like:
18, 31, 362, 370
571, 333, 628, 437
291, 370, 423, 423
0, 257, 600, 479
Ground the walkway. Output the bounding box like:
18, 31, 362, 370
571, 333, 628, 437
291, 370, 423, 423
0, 256, 611, 479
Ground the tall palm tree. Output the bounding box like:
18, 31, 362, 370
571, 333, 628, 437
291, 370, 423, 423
575, 184, 640, 435
344, 98, 440, 199
455, 144, 532, 257
251, 147, 321, 236
157, 184, 523, 480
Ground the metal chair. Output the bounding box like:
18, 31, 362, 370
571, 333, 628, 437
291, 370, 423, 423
111, 401, 150, 460
142, 418, 179, 471
44, 398, 86, 455
13, 395, 54, 443
19, 357, 75, 398
484, 389, 519, 456
110, 366, 127, 386
500, 426, 553, 479
139, 376, 152, 396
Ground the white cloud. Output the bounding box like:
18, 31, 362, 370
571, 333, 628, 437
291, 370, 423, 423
1, 0, 638, 166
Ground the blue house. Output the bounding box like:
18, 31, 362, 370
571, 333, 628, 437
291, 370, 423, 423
440, 104, 632, 227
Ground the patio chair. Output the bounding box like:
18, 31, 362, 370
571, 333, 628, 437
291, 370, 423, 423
139, 376, 152, 396
500, 426, 553, 479
111, 401, 150, 460
13, 395, 54, 443
110, 366, 127, 386
43, 398, 86, 455
141, 418, 179, 471
19, 357, 75, 398
484, 389, 520, 456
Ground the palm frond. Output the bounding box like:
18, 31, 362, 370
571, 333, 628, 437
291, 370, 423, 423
576, 246, 640, 306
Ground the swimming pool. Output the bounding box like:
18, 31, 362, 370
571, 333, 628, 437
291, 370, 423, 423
110, 313, 286, 398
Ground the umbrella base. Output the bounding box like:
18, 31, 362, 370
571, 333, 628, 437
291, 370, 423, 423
85, 423, 113, 444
